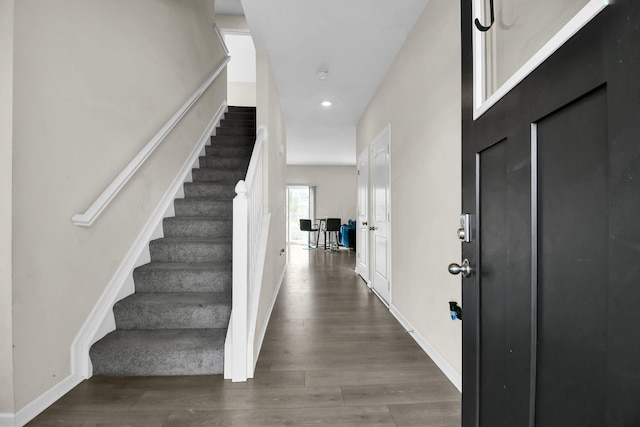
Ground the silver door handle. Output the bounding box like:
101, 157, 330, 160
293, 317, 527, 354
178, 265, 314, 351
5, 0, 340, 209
448, 259, 472, 277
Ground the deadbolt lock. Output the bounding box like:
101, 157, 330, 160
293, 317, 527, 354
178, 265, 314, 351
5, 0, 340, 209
458, 214, 471, 243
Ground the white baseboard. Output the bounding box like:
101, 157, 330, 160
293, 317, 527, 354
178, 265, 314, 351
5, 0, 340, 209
390, 304, 462, 392
13, 374, 84, 427
0, 413, 15, 427
252, 260, 287, 375
71, 101, 227, 378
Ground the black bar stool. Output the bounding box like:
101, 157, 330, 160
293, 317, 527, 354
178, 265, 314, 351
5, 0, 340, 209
325, 218, 341, 252
299, 219, 319, 249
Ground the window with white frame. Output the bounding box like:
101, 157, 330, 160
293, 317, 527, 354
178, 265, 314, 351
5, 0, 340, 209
473, 0, 608, 119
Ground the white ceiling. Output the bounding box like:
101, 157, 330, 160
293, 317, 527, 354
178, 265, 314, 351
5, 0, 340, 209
217, 0, 430, 165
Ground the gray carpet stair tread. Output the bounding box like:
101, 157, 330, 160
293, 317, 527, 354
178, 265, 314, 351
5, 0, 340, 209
183, 182, 236, 198
90, 329, 226, 376
220, 119, 256, 128
133, 262, 231, 293
192, 168, 246, 182
174, 197, 234, 205
151, 236, 232, 244
174, 198, 233, 217
205, 145, 253, 156
210, 135, 255, 144
135, 261, 231, 272
198, 157, 250, 170
149, 237, 232, 263
114, 292, 231, 330
162, 217, 232, 238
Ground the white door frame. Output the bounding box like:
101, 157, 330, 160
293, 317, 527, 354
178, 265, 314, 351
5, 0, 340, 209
356, 148, 370, 283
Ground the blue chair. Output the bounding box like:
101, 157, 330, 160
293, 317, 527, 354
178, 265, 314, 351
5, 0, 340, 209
340, 219, 356, 249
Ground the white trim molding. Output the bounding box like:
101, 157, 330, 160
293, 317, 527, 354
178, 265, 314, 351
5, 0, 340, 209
390, 304, 462, 392
71, 102, 227, 378
220, 28, 252, 37
13, 374, 84, 427
71, 56, 231, 226
473, 0, 608, 119
213, 23, 230, 56
0, 413, 15, 427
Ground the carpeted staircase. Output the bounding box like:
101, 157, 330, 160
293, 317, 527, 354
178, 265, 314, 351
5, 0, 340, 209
89, 106, 256, 376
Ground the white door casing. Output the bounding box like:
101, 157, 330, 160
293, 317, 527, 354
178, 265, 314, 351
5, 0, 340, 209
370, 125, 391, 304
356, 149, 370, 283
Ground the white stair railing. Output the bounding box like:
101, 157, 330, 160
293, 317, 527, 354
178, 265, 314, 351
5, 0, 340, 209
225, 125, 269, 382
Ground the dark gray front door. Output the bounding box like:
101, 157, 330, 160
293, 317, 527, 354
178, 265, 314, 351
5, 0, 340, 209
461, 1, 640, 426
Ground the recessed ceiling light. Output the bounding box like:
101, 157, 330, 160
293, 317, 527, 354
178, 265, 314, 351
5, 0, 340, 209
321, 101, 332, 107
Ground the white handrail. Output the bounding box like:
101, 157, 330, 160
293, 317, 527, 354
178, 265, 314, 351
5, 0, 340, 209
226, 126, 268, 382
71, 56, 231, 227
245, 127, 267, 186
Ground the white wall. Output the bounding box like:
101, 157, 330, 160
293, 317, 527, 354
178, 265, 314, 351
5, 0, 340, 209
228, 82, 257, 107
216, 15, 257, 107
0, 0, 14, 417
357, 0, 462, 379
253, 50, 287, 363
287, 165, 357, 223
12, 0, 226, 411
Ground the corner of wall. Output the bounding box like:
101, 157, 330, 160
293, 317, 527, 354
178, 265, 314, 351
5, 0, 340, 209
0, 414, 15, 427
390, 305, 461, 391
0, 0, 14, 419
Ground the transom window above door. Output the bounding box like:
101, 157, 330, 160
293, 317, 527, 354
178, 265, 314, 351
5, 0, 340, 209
473, 0, 608, 119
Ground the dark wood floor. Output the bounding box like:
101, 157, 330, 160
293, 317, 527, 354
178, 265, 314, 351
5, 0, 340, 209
28, 246, 461, 426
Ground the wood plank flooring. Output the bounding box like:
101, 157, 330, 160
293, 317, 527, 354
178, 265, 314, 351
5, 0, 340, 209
28, 246, 461, 426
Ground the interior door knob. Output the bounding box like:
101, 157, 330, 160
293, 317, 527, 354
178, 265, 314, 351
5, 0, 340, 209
362, 221, 368, 226
448, 259, 472, 277
369, 226, 377, 231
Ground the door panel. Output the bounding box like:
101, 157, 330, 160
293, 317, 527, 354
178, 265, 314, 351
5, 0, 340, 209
536, 88, 608, 426
462, 1, 640, 426
478, 133, 531, 426
371, 126, 391, 304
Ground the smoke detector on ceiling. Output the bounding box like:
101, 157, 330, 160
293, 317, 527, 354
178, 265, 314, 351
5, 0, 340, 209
317, 69, 329, 80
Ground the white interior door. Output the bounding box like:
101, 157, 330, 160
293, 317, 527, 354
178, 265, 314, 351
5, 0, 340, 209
370, 125, 391, 304
356, 149, 369, 282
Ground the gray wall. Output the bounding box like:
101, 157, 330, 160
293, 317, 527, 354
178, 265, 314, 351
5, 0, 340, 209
357, 0, 462, 377
287, 165, 357, 223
